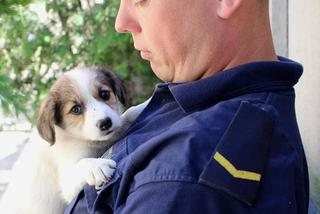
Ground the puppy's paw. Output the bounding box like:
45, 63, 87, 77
77, 158, 116, 189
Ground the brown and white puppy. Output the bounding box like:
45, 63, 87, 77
0, 67, 131, 214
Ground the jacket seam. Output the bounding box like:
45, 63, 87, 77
264, 92, 298, 158
128, 174, 199, 195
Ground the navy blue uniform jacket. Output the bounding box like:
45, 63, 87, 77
66, 57, 309, 213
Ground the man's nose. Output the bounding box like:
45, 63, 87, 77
115, 1, 141, 34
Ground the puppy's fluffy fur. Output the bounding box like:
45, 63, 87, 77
0, 68, 132, 214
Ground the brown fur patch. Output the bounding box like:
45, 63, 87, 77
92, 79, 118, 111
95, 68, 127, 106
37, 76, 85, 145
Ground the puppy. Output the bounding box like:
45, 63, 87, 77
0, 67, 132, 214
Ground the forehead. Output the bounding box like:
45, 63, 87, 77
52, 68, 114, 102
67, 68, 114, 91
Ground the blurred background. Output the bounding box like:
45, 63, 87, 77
0, 0, 158, 204
0, 0, 158, 123
0, 0, 319, 213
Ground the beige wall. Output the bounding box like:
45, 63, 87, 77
289, 0, 320, 207
270, 0, 288, 57
271, 0, 320, 208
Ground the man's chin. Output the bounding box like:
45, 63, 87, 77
151, 65, 173, 83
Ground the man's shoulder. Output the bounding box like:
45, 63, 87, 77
126, 95, 279, 188
115, 92, 308, 210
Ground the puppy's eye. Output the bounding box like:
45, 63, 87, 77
100, 90, 110, 101
70, 105, 82, 115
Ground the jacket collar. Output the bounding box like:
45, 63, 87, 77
166, 56, 303, 113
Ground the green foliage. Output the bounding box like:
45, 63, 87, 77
0, 0, 33, 14
0, 0, 158, 124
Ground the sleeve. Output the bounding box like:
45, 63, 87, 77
115, 181, 252, 214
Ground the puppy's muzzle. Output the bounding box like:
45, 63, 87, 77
97, 117, 113, 132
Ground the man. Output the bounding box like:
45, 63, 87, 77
65, 0, 309, 213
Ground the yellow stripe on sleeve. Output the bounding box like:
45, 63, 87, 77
213, 151, 261, 182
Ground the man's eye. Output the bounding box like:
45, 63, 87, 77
134, 0, 147, 6
100, 90, 111, 101
70, 105, 82, 115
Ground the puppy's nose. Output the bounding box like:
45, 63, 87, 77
97, 117, 112, 131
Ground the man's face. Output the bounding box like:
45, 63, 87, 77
115, 0, 220, 83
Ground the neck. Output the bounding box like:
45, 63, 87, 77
223, 32, 277, 71
202, 3, 277, 79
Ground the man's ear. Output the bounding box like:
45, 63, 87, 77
37, 94, 60, 145
216, 0, 243, 19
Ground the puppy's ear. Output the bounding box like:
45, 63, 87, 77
37, 94, 61, 145
100, 68, 128, 106
113, 74, 128, 106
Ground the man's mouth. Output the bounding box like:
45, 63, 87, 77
140, 50, 152, 60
